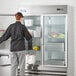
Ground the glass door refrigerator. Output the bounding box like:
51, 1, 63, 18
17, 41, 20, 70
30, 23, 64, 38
22, 5, 68, 76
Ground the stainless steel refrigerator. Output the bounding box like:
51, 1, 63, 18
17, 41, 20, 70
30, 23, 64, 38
23, 5, 68, 76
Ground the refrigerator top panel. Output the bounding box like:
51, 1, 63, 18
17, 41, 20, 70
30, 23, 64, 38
19, 5, 67, 15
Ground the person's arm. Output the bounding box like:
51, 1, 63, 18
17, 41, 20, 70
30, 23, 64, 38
22, 25, 32, 41
22, 25, 32, 50
0, 25, 11, 43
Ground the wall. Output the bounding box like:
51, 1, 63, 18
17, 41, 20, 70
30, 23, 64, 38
0, 0, 76, 76
0, 0, 75, 14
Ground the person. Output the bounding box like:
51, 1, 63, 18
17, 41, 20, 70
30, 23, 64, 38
0, 12, 32, 76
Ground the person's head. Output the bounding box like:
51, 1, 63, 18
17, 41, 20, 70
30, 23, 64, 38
15, 12, 23, 21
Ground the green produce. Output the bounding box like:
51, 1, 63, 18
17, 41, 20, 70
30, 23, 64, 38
58, 34, 65, 38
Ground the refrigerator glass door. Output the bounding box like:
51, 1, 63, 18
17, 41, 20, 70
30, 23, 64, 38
24, 16, 42, 65
43, 15, 67, 66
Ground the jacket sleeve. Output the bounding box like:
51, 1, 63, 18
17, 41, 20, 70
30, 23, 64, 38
22, 25, 32, 41
0, 25, 11, 43
28, 39, 32, 50
22, 25, 32, 50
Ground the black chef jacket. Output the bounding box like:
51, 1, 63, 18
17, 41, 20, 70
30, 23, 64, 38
0, 22, 32, 52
